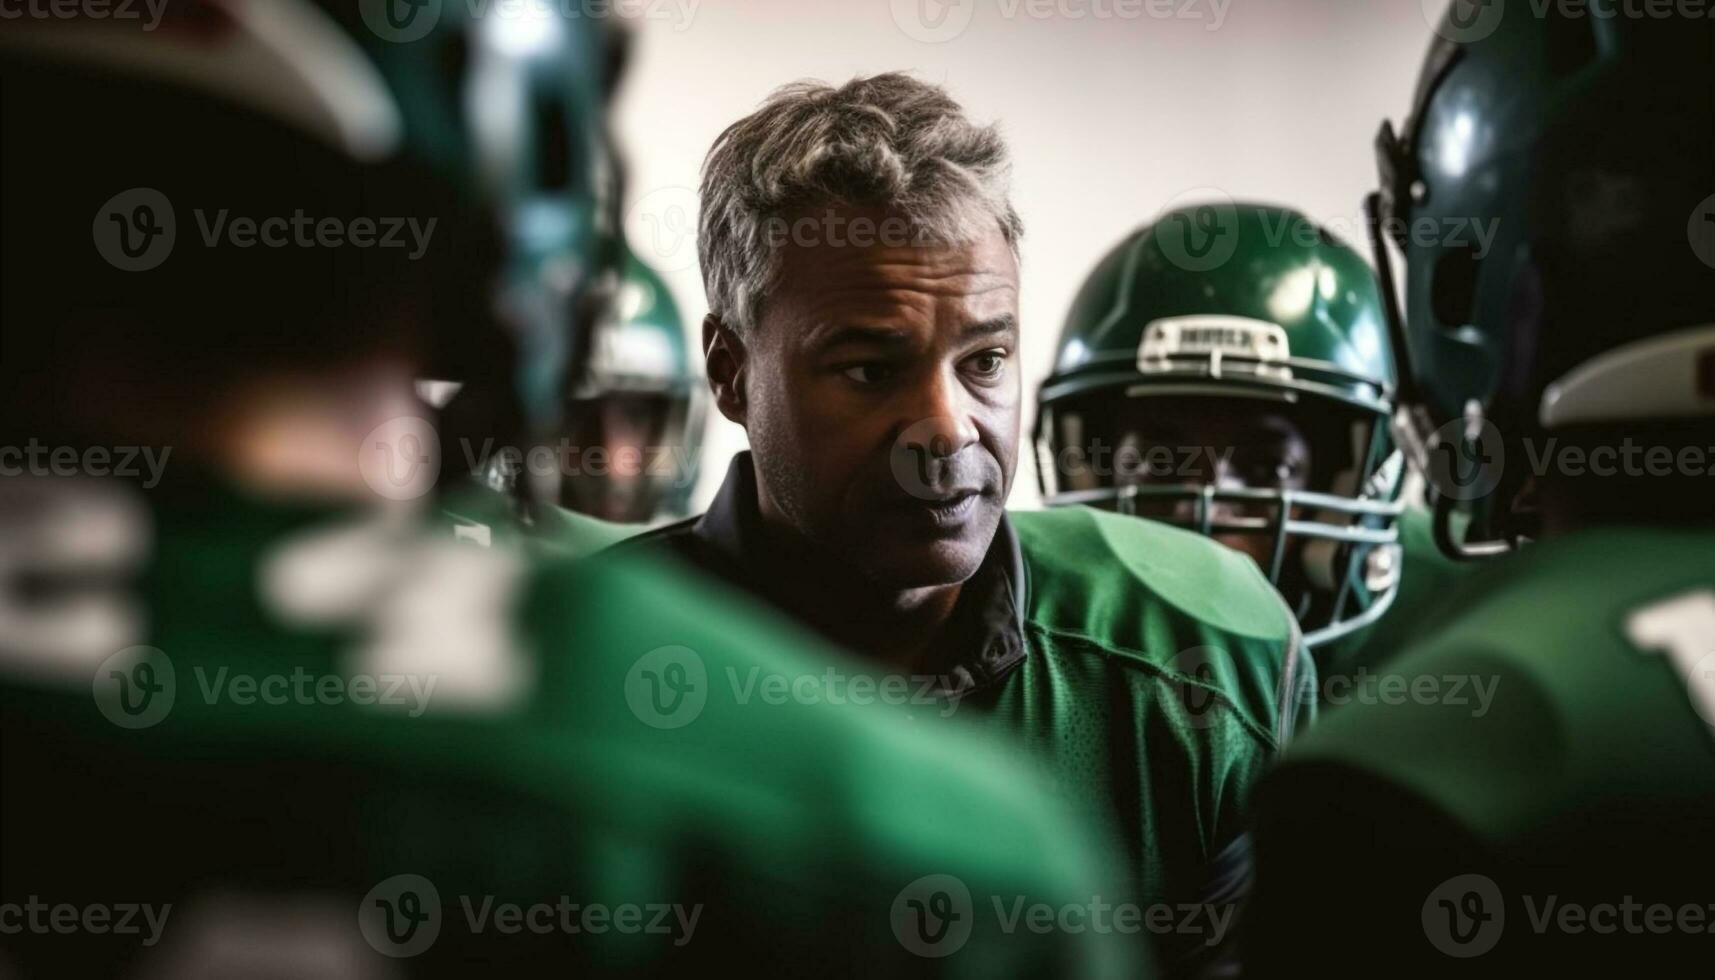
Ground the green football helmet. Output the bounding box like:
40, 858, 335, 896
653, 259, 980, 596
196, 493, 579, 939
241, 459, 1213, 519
337, 0, 613, 469
1370, 6, 1715, 555
559, 249, 706, 523
1036, 203, 1405, 647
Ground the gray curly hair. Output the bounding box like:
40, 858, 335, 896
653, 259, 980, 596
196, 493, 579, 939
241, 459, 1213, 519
698, 72, 1023, 336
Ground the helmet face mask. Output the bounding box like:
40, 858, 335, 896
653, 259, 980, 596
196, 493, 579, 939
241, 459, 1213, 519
1038, 204, 1406, 647
553, 252, 705, 524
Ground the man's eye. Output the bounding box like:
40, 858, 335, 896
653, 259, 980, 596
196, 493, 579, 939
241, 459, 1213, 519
842, 363, 894, 385
967, 351, 1007, 377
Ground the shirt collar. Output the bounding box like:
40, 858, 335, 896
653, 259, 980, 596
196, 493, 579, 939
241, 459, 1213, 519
692, 452, 1029, 694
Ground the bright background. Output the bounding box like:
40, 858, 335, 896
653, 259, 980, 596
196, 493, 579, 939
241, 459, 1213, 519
611, 0, 1445, 510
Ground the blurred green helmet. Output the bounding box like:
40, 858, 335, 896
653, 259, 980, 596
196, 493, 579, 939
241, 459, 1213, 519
1371, 5, 1715, 554
559, 250, 705, 523
343, 0, 612, 438
1036, 202, 1405, 647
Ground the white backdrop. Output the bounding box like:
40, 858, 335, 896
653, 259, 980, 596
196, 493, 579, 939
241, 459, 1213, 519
611, 0, 1445, 511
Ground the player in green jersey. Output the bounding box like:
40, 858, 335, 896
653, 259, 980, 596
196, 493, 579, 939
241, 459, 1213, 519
1247, 9, 1715, 976
1036, 203, 1471, 687
0, 6, 1140, 976
618, 72, 1311, 975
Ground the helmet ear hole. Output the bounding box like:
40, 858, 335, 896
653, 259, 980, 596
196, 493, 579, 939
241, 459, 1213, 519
1430, 244, 1482, 330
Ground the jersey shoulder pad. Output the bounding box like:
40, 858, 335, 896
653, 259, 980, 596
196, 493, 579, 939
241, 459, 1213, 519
1011, 506, 1294, 645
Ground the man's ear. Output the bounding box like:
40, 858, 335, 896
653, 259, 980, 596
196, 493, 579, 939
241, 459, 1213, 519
703, 314, 748, 427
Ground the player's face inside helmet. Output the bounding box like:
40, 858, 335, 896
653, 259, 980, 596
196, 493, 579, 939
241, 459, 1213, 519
1044, 387, 1399, 637
1127, 399, 1304, 563
727, 207, 1021, 590
560, 390, 688, 522
1051, 394, 1343, 564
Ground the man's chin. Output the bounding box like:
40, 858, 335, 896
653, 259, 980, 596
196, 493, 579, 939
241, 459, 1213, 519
854, 535, 991, 591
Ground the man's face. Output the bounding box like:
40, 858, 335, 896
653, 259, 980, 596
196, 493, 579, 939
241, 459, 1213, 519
736, 208, 1021, 589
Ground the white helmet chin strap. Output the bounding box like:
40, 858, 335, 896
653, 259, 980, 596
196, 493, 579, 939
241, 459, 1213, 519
1539, 323, 1715, 429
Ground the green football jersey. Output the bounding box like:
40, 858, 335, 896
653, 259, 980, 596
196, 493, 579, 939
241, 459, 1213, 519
0, 475, 1142, 977
986, 509, 1310, 917
613, 456, 1312, 974
1315, 505, 1472, 687
1247, 526, 1715, 976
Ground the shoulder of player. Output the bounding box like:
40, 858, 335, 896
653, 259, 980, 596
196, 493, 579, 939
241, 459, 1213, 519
1008, 508, 1304, 747
527, 550, 1106, 884
1010, 506, 1295, 647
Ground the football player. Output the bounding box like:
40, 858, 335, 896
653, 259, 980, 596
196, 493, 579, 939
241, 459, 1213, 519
619, 73, 1313, 974
0, 5, 1139, 976
1035, 204, 1469, 681
1247, 9, 1715, 976
558, 249, 706, 524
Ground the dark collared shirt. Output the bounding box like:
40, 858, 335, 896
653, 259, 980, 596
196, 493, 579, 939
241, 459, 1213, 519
621, 452, 1026, 695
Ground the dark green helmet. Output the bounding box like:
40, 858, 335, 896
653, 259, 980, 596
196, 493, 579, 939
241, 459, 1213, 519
1037, 203, 1404, 647
1370, 6, 1715, 554
331, 0, 612, 436
559, 249, 706, 523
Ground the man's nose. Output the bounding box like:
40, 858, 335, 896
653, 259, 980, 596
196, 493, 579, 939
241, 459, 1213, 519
899, 371, 980, 460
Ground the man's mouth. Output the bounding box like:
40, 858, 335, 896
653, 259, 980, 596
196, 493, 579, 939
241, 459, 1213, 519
903, 489, 983, 529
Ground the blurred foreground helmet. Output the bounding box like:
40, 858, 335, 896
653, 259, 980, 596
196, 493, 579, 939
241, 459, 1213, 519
558, 250, 705, 523
1370, 6, 1715, 555
1037, 204, 1404, 647
3, 0, 609, 444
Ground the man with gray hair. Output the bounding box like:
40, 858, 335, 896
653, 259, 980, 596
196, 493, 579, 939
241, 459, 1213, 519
623, 72, 1313, 973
